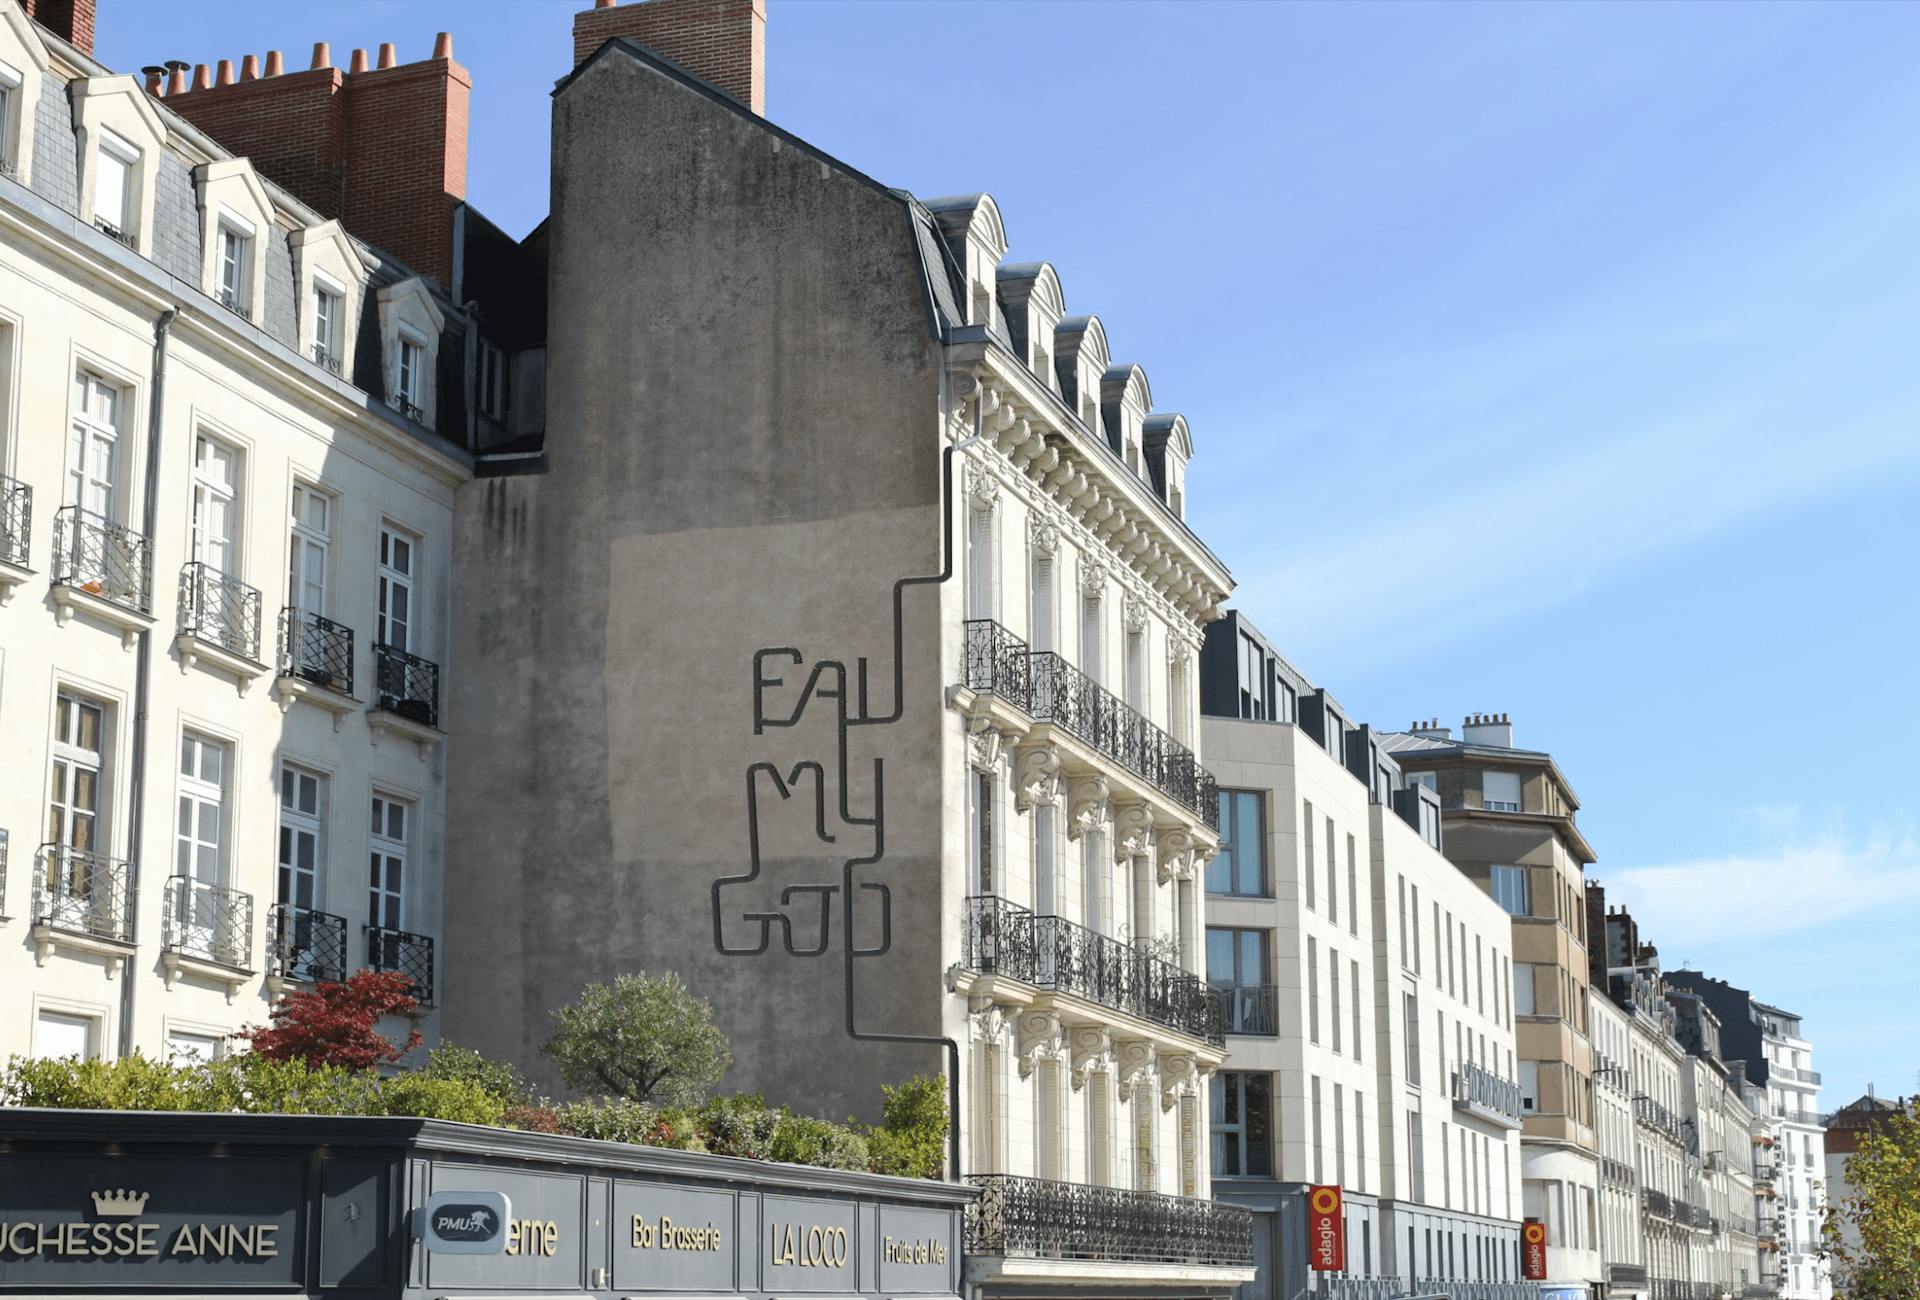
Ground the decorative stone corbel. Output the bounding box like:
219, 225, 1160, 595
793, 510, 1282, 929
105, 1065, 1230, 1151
1123, 594, 1149, 635
1016, 1010, 1065, 1080
1112, 801, 1156, 864
1159, 1053, 1199, 1111
1069, 1026, 1113, 1090
968, 1002, 1011, 1044
1066, 774, 1110, 841
1013, 743, 1062, 811
1078, 556, 1108, 600
1027, 512, 1060, 558
1114, 1038, 1157, 1104
1155, 824, 1195, 885
964, 459, 1001, 512
967, 717, 1009, 775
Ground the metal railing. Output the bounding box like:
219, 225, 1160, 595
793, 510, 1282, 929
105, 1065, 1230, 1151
311, 342, 342, 376
965, 895, 1221, 1045
962, 620, 1218, 828
1773, 1066, 1821, 1086
366, 924, 434, 1004
1452, 1061, 1525, 1123
94, 216, 135, 247
388, 394, 425, 423
1636, 1094, 1686, 1142
1410, 1283, 1541, 1300
1601, 1155, 1638, 1187
267, 903, 348, 984
1210, 982, 1278, 1036
1643, 1186, 1674, 1220
216, 285, 252, 321
0, 474, 29, 568
161, 876, 253, 969
32, 844, 134, 943
277, 606, 355, 695
372, 642, 439, 727
1318, 1279, 1400, 1300
53, 506, 152, 614
964, 1174, 1251, 1266
178, 562, 262, 660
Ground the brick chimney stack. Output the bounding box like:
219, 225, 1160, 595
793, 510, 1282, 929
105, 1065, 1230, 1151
156, 34, 470, 289
572, 0, 766, 117
23, 0, 95, 56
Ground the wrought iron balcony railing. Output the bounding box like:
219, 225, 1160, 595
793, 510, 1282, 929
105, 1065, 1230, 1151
161, 875, 254, 969
1636, 1094, 1686, 1142
965, 895, 1221, 1045
388, 394, 425, 423
1209, 982, 1277, 1036
964, 1174, 1252, 1267
367, 924, 434, 1004
1410, 1283, 1541, 1300
178, 562, 262, 661
278, 606, 355, 695
267, 903, 348, 984
962, 620, 1218, 829
32, 844, 134, 943
1452, 1060, 1525, 1123
0, 474, 29, 568
216, 285, 252, 321
372, 642, 439, 727
311, 342, 342, 376
52, 506, 151, 614
1319, 1280, 1401, 1300
94, 216, 135, 247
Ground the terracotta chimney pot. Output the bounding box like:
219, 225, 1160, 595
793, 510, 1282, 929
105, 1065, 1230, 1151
264, 49, 284, 76
241, 53, 260, 80
310, 42, 331, 70
432, 32, 453, 60
349, 47, 368, 74
377, 42, 397, 69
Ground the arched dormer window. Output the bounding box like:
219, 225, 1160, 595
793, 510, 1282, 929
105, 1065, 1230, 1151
1054, 315, 1109, 440
0, 2, 51, 185
924, 193, 1008, 333
996, 262, 1064, 393
71, 74, 167, 257
290, 219, 369, 377
1143, 413, 1194, 519
195, 158, 275, 325
1099, 364, 1152, 477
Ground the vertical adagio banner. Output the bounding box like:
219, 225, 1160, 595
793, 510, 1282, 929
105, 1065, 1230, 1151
1305, 1185, 1344, 1272
1522, 1218, 1548, 1281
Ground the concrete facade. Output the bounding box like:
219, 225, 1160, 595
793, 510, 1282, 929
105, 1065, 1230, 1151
0, 0, 469, 1064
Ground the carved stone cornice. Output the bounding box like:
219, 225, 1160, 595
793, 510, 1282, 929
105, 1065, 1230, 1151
1066, 774, 1111, 841
1016, 1010, 1066, 1080
1112, 801, 1156, 864
1013, 742, 1062, 811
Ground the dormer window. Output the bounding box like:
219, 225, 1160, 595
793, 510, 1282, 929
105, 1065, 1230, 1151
93, 129, 137, 239
216, 217, 253, 319
478, 338, 507, 420
396, 334, 424, 420
310, 280, 341, 373
0, 63, 18, 177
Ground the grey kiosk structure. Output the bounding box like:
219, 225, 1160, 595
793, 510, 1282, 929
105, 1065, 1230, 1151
0, 1112, 968, 1299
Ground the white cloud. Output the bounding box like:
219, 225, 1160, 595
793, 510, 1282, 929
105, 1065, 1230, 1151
1604, 831, 1920, 947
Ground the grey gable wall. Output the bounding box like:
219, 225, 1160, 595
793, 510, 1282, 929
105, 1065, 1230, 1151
29, 75, 78, 212
444, 45, 950, 1118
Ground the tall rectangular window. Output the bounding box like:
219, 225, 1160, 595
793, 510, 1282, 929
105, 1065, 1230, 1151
1514, 963, 1536, 1016
377, 525, 416, 650
368, 794, 408, 929
1355, 1091, 1367, 1194
1209, 1072, 1272, 1177
1328, 946, 1342, 1054
1346, 834, 1358, 936
278, 763, 325, 909
478, 338, 507, 419
69, 370, 121, 520
1519, 1060, 1539, 1113
1325, 817, 1338, 926
970, 771, 995, 895
1307, 936, 1320, 1044
1123, 626, 1145, 712
1350, 958, 1362, 1062
190, 433, 239, 575
289, 484, 331, 614
1033, 803, 1056, 915
967, 505, 994, 620
1411, 883, 1421, 973
93, 130, 137, 233
217, 222, 249, 312
1080, 595, 1103, 683
397, 337, 423, 409
1398, 876, 1411, 969
1303, 801, 1315, 909
175, 732, 227, 887
1490, 865, 1531, 916
1404, 992, 1422, 1087
311, 283, 340, 367
1408, 1112, 1425, 1202
1311, 1076, 1323, 1186
1208, 789, 1266, 896
48, 692, 106, 854
1030, 553, 1055, 651
0, 74, 15, 175
1333, 1082, 1346, 1188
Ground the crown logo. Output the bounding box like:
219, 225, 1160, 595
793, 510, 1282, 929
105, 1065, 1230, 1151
90, 1189, 150, 1217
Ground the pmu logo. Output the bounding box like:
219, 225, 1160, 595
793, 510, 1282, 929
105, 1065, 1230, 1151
432, 1206, 498, 1242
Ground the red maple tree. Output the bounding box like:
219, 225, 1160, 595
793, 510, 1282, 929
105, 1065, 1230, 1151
238, 970, 422, 1070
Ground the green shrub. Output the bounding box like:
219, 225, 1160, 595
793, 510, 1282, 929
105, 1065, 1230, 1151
373, 1072, 508, 1125
552, 1097, 661, 1145
1, 1051, 235, 1111
698, 1093, 781, 1161
543, 973, 730, 1106
866, 1073, 949, 1179
771, 1112, 869, 1172
422, 1041, 532, 1108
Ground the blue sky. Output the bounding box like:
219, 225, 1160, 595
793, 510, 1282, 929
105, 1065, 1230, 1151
100, 1, 1920, 1105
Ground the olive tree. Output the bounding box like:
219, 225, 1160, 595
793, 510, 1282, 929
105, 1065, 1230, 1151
1824, 1109, 1920, 1299
542, 972, 731, 1106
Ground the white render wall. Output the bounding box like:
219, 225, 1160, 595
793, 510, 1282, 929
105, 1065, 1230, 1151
0, 167, 461, 1063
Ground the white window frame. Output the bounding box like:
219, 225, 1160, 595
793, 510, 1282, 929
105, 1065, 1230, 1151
68, 369, 122, 523
397, 333, 424, 412
377, 522, 419, 651
376, 277, 444, 426
277, 762, 326, 910
0, 63, 18, 177
92, 128, 137, 235
288, 482, 332, 616
1483, 770, 1522, 813
368, 792, 409, 930
0, 12, 48, 187
34, 1009, 100, 1061
165, 1027, 225, 1065
174, 731, 227, 888
189, 432, 239, 574
310, 277, 341, 368
48, 691, 108, 855
215, 216, 252, 315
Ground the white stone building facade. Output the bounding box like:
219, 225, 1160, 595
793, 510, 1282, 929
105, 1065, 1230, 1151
0, 0, 466, 1064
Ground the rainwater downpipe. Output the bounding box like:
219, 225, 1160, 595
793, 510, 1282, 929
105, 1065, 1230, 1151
119, 305, 177, 1059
